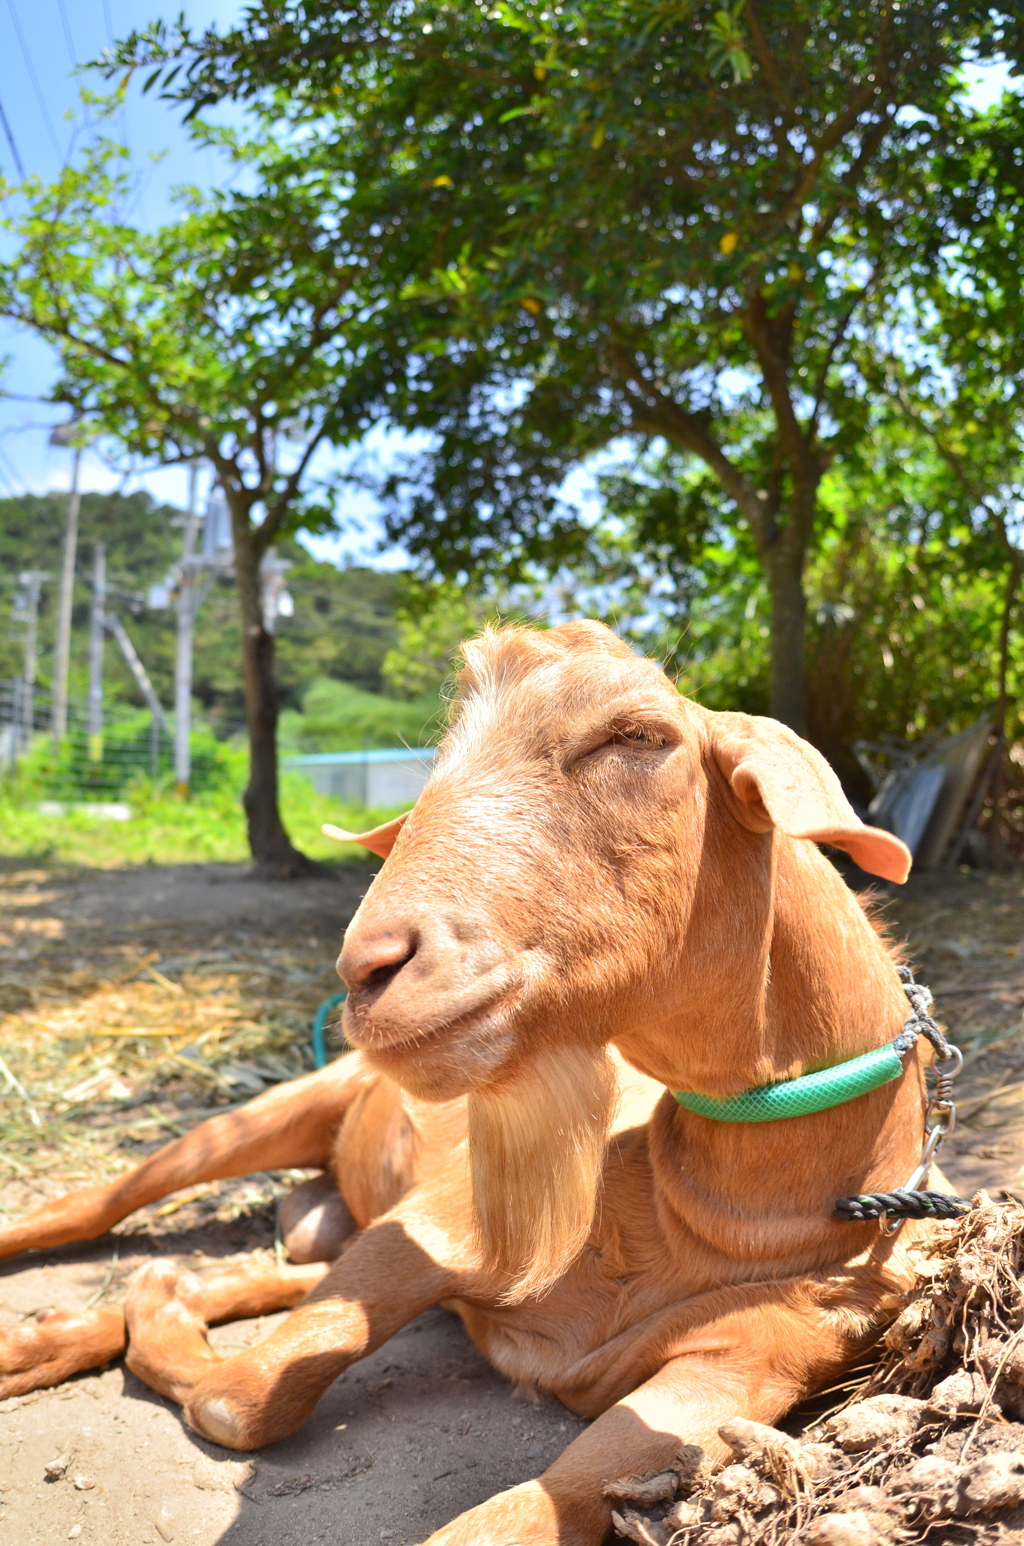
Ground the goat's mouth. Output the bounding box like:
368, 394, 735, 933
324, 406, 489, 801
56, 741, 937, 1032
343, 980, 520, 1058
344, 987, 525, 1099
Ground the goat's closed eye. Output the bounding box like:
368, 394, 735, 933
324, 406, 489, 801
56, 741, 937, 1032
578, 722, 670, 760
608, 724, 665, 747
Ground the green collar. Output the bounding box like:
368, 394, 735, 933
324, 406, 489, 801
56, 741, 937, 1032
671, 1040, 904, 1124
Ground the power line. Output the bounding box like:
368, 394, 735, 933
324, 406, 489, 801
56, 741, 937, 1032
55, 0, 76, 66
0, 90, 25, 180
98, 0, 134, 167
4, 0, 62, 165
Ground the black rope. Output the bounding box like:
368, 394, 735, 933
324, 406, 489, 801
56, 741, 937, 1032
834, 1189, 970, 1222
833, 969, 971, 1225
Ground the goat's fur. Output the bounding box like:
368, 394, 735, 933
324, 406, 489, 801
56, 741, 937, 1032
0, 620, 946, 1546
468, 1042, 618, 1302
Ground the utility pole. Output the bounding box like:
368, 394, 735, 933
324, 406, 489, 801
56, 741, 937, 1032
86, 543, 106, 762
50, 422, 84, 745
174, 462, 200, 798
106, 614, 170, 735
16, 570, 50, 750
106, 613, 170, 780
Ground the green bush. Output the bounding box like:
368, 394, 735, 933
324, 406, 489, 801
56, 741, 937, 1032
10, 712, 234, 800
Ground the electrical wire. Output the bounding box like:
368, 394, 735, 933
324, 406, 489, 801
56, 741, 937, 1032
0, 90, 25, 180
55, 0, 75, 65
98, 0, 135, 206
4, 0, 62, 164
54, 0, 94, 166
99, 0, 131, 154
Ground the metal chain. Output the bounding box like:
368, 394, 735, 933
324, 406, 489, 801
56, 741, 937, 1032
834, 969, 970, 1233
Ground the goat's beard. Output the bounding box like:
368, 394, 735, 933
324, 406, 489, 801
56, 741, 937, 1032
466, 1042, 617, 1305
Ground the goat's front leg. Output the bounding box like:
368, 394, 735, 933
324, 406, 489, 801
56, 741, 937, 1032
422, 1289, 865, 1546
124, 1191, 468, 1450
0, 1255, 329, 1399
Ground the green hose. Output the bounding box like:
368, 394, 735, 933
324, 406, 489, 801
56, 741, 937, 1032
311, 991, 347, 1069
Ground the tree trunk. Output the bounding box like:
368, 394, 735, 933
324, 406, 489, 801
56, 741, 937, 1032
231, 515, 320, 879
759, 454, 820, 736
764, 534, 808, 735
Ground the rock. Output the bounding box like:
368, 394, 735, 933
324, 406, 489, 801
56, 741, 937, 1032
978, 1337, 1024, 1391
664, 1497, 706, 1529
718, 1416, 793, 1459
800, 1442, 838, 1481
704, 1526, 743, 1545
709, 1462, 782, 1521
802, 1510, 887, 1546
924, 1369, 992, 1419
955, 1451, 1024, 1516
610, 1509, 669, 1545
71, 1474, 96, 1492
43, 1455, 70, 1481
836, 1486, 888, 1509
603, 1469, 678, 1506
718, 1415, 833, 1480
823, 1395, 924, 1453
889, 1454, 959, 1516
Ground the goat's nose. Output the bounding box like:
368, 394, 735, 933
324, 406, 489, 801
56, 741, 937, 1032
339, 926, 418, 992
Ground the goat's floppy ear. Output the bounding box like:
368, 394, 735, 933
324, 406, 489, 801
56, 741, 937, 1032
321, 812, 409, 859
709, 713, 911, 884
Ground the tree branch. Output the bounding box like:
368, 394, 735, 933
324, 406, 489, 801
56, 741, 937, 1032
606, 340, 771, 551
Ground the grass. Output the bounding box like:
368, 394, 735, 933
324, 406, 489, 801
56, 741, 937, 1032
0, 734, 403, 1218
0, 762, 407, 869
0, 936, 346, 1202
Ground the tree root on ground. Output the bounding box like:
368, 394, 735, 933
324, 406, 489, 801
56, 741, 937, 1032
609, 1195, 1024, 1544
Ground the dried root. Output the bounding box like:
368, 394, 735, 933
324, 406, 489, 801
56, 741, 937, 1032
610, 1196, 1024, 1545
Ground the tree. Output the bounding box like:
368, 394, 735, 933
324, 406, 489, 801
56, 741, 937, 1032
0, 136, 370, 876
111, 0, 1024, 730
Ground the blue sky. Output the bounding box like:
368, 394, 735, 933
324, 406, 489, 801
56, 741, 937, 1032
0, 6, 1015, 566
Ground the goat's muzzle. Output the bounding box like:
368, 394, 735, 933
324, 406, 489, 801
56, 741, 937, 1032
338, 906, 529, 1097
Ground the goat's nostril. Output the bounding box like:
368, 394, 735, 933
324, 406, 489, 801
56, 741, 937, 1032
342, 929, 419, 993
363, 946, 416, 992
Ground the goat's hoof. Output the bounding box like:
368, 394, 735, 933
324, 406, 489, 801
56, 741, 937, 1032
123, 1258, 213, 1398
184, 1358, 323, 1451
0, 1304, 126, 1398
124, 1258, 206, 1338
185, 1390, 255, 1449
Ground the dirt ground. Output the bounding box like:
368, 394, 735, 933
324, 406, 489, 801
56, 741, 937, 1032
0, 855, 1022, 1546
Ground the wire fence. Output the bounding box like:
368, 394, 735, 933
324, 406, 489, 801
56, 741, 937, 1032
0, 679, 174, 797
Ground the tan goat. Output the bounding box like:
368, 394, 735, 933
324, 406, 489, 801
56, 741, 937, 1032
1, 621, 943, 1546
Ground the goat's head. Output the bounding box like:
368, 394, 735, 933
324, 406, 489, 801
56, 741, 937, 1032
335, 620, 909, 1297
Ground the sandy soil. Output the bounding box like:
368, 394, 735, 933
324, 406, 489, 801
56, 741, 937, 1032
0, 856, 1022, 1546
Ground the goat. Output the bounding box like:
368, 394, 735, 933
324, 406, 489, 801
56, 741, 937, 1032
1, 621, 941, 1546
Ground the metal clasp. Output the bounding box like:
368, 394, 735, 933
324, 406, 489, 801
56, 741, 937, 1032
877, 1043, 962, 1237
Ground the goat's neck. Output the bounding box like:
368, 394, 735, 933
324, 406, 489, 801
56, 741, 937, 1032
615, 833, 908, 1099
613, 835, 924, 1267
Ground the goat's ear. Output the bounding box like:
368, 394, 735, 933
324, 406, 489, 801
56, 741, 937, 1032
321, 812, 409, 859
709, 714, 911, 884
